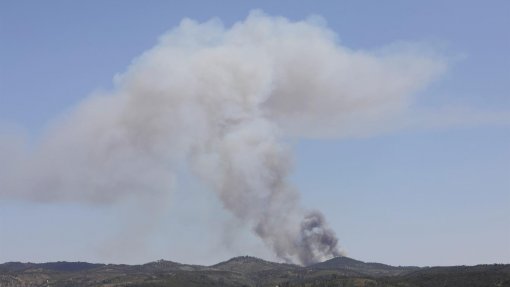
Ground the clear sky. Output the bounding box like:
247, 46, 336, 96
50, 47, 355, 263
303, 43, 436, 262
0, 0, 509, 266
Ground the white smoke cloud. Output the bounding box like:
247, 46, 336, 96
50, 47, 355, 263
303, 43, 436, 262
0, 11, 446, 265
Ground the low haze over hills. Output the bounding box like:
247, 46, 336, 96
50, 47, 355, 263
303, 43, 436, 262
1, 256, 508, 286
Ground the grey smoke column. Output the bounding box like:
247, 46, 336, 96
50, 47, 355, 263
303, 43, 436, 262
0, 11, 445, 265
190, 115, 341, 264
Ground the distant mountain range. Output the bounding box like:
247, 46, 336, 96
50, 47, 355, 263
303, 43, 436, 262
1, 256, 508, 286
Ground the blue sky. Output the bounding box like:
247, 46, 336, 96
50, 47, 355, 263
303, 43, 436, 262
0, 1, 509, 266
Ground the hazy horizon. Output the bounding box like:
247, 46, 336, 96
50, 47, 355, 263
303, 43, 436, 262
3, 253, 507, 267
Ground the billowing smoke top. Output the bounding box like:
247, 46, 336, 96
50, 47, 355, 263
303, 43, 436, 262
0, 11, 445, 265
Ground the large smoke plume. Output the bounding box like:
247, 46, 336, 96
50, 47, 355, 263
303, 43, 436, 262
0, 12, 445, 265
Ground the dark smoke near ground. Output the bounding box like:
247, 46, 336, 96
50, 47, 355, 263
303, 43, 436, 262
298, 212, 341, 265
0, 11, 445, 265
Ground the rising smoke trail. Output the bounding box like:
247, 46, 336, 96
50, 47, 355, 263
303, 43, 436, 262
0, 11, 445, 265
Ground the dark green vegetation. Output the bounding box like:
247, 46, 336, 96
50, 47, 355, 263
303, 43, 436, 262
1, 256, 508, 287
